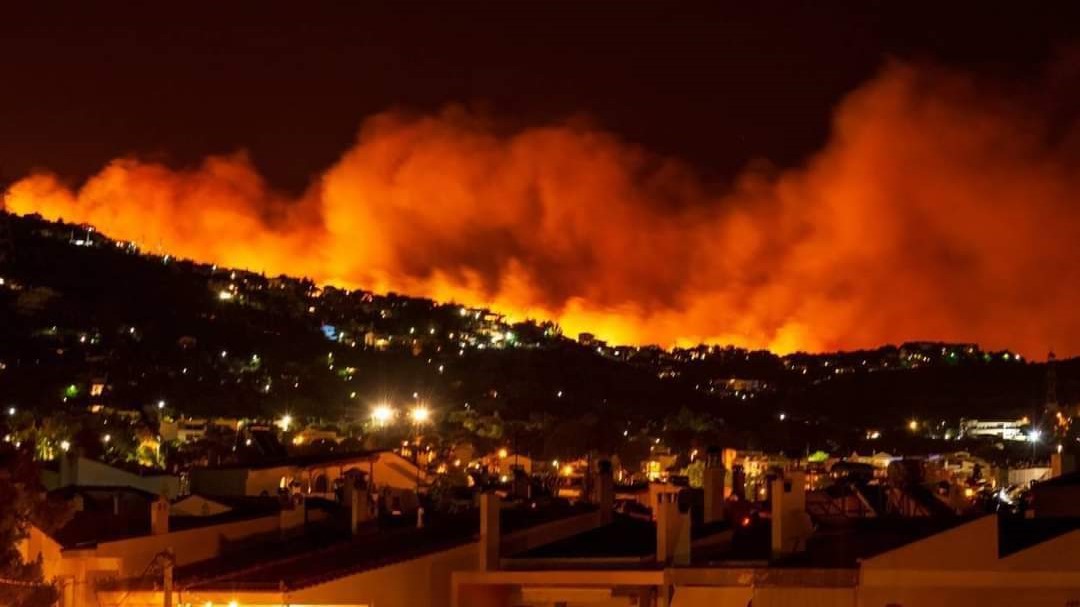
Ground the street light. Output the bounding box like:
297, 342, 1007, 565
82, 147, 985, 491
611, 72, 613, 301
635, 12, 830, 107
409, 405, 431, 424
371, 404, 395, 426
408, 404, 431, 529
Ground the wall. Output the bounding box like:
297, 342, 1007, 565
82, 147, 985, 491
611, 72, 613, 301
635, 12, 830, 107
189, 467, 251, 496
857, 583, 1080, 607
289, 542, 477, 607
860, 516, 999, 572
171, 495, 232, 517
244, 467, 292, 496
92, 514, 280, 577
500, 511, 602, 557
671, 586, 855, 607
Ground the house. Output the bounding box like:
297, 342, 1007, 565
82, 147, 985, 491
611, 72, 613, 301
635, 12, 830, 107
20, 486, 302, 607
190, 450, 428, 499
452, 470, 1080, 607
88, 497, 605, 607
45, 454, 181, 499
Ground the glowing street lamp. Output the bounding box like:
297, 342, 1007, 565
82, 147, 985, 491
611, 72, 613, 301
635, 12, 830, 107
371, 404, 395, 426
278, 414, 293, 432
908, 420, 919, 432
410, 405, 431, 425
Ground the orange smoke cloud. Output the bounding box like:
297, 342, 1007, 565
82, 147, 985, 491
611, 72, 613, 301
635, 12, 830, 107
5, 63, 1080, 357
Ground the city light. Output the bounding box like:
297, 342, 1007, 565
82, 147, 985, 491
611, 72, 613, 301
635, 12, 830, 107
371, 404, 395, 426
7, 406, 14, 416
908, 420, 919, 432
1029, 430, 1041, 443
498, 448, 509, 459
60, 440, 70, 452
778, 412, 786, 421
157, 400, 166, 409
410, 405, 431, 424
278, 414, 293, 431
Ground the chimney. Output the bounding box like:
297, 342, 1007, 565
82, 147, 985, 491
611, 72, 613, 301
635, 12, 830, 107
596, 460, 614, 525
150, 496, 170, 535
350, 482, 372, 534
655, 491, 690, 566
770, 471, 812, 558
479, 492, 501, 571
702, 448, 726, 524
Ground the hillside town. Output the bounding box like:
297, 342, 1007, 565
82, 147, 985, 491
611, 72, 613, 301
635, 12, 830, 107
3, 213, 1080, 607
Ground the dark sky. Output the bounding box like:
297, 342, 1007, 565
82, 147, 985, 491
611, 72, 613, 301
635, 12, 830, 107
2, 1, 1078, 193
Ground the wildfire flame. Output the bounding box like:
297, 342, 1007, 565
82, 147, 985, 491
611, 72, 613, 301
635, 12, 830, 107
5, 64, 1080, 357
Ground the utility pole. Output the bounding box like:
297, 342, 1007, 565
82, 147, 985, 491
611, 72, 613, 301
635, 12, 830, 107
161, 549, 175, 607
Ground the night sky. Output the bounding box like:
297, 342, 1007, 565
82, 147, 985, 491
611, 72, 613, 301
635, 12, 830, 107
3, 2, 1077, 193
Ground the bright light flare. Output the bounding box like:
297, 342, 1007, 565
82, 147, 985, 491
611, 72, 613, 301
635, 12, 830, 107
410, 405, 431, 424
371, 404, 395, 426
278, 414, 293, 431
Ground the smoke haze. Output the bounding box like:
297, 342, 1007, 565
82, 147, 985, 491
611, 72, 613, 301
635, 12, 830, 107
6, 63, 1080, 357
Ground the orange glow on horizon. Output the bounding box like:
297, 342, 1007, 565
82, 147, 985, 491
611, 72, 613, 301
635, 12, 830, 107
5, 63, 1080, 358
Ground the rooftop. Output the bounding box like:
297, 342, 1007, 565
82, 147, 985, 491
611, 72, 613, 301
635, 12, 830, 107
198, 449, 387, 471
150, 501, 593, 590
47, 487, 285, 548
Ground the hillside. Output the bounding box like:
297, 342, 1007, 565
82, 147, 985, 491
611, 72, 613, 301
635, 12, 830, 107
1, 211, 1076, 460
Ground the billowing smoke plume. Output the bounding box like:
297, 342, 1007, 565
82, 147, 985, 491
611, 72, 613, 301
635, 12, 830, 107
5, 63, 1080, 357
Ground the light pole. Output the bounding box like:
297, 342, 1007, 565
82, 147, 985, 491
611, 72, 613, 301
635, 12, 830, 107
409, 404, 431, 528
